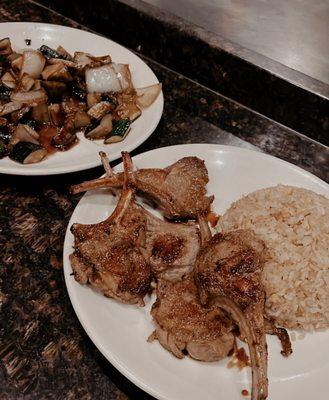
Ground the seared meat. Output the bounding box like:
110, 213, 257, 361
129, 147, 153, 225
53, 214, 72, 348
97, 151, 200, 281
144, 213, 200, 281
71, 156, 214, 219
151, 276, 234, 361
264, 317, 292, 357
195, 225, 268, 400
70, 152, 151, 305
70, 150, 202, 304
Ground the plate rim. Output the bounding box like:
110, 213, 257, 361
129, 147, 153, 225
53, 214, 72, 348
63, 143, 329, 400
0, 21, 164, 176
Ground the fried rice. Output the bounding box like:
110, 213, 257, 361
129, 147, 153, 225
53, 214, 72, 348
217, 185, 329, 331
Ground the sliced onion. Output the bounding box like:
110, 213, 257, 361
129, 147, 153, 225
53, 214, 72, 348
135, 83, 162, 108
1, 71, 17, 89
85, 63, 132, 93
21, 50, 46, 79
19, 74, 35, 91
11, 124, 39, 145
11, 89, 48, 106
0, 102, 22, 116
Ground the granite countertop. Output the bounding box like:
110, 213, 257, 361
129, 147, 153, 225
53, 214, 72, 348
0, 1, 328, 399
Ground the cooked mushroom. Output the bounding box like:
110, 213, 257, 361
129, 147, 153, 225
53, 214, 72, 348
48, 58, 77, 68
11, 89, 48, 106
18, 74, 35, 91
56, 46, 73, 60
87, 92, 101, 108
115, 99, 141, 122
32, 103, 50, 123
32, 80, 42, 90
74, 111, 91, 128
41, 80, 67, 99
10, 123, 39, 145
11, 55, 23, 71
0, 102, 22, 116
0, 38, 13, 56
48, 104, 65, 126
51, 127, 77, 150
41, 63, 72, 82
73, 52, 112, 69
70, 84, 86, 102
10, 106, 30, 124
73, 52, 93, 69
1, 71, 16, 89
85, 114, 113, 139
87, 101, 113, 120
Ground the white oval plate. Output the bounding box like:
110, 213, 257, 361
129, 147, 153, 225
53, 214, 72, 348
0, 22, 163, 175
63, 144, 329, 400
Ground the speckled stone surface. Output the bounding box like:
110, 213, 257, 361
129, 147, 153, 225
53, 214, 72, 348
37, 0, 329, 146
0, 1, 328, 399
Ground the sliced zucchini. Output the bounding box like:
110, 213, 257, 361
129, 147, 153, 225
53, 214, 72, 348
0, 84, 12, 101
39, 45, 63, 60
86, 114, 112, 140
0, 125, 11, 144
10, 141, 42, 163
104, 118, 130, 144
0, 139, 8, 158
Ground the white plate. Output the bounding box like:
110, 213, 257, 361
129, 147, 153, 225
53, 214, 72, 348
63, 144, 329, 400
0, 22, 163, 175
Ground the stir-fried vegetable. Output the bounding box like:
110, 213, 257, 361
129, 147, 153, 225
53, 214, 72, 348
0, 140, 7, 158
0, 37, 161, 164
10, 141, 45, 163
104, 118, 130, 144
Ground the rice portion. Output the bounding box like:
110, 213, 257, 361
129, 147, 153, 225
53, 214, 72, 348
217, 185, 329, 331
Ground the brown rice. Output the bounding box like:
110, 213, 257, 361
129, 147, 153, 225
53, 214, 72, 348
217, 185, 329, 331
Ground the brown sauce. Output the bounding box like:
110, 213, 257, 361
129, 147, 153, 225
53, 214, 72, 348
38, 124, 58, 154
227, 347, 250, 370
236, 347, 250, 369
207, 211, 219, 228
38, 124, 79, 154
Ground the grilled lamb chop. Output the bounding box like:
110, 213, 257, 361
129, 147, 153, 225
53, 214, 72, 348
71, 150, 201, 303
71, 156, 214, 219
150, 276, 234, 361
144, 214, 200, 281
70, 152, 152, 305
195, 220, 268, 400
264, 317, 292, 357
